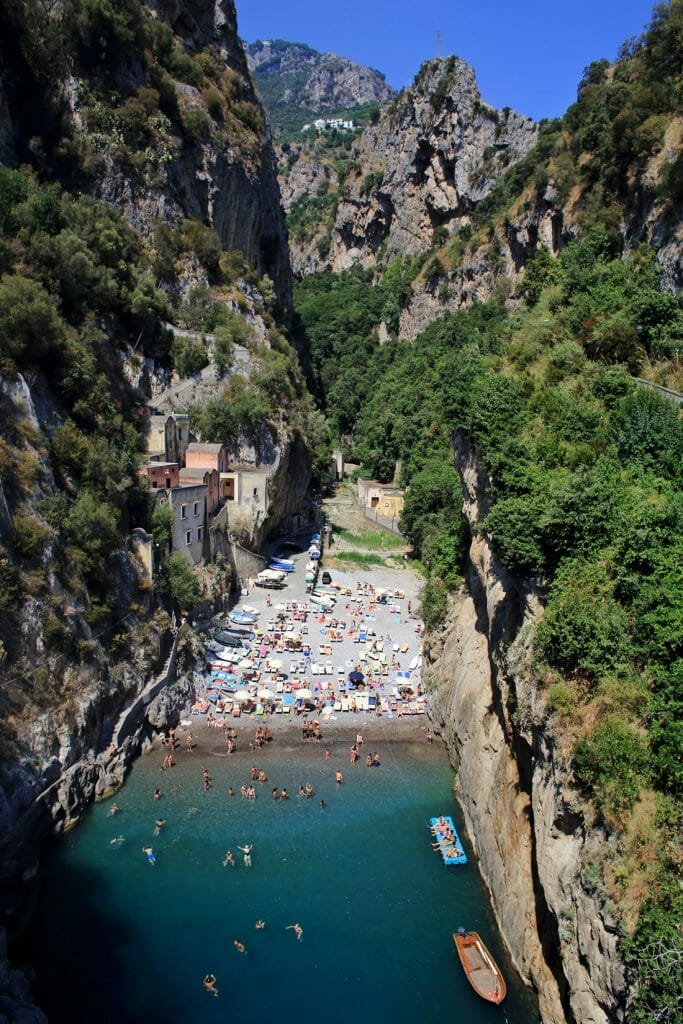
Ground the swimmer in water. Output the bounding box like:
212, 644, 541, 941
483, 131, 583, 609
153, 819, 166, 836
237, 844, 252, 867
108, 803, 120, 816
142, 847, 156, 866
286, 923, 303, 941
255, 920, 265, 930
233, 940, 246, 954
335, 769, 344, 784
203, 974, 219, 997
223, 851, 235, 868
153, 789, 161, 800
110, 836, 125, 844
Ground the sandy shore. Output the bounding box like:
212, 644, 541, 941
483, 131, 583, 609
178, 524, 431, 757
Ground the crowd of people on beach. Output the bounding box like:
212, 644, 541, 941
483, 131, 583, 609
104, 558, 434, 1003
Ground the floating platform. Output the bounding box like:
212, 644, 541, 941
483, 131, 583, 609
429, 816, 467, 865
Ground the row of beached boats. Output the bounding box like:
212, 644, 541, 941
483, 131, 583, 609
429, 816, 507, 1005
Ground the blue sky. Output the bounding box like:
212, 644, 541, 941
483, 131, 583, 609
236, 0, 657, 120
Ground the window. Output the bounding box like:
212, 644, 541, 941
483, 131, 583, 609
152, 480, 157, 488
193, 500, 199, 516
253, 487, 258, 498
165, 477, 171, 488
180, 504, 187, 520
185, 530, 192, 545
197, 527, 203, 542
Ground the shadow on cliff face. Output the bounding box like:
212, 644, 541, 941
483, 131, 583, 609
11, 853, 172, 1024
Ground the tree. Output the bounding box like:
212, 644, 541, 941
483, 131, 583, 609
0, 274, 64, 373
162, 552, 200, 613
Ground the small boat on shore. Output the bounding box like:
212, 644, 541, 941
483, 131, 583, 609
270, 557, 295, 572
229, 610, 257, 625
453, 928, 506, 1004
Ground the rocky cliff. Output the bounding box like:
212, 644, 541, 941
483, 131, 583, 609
0, 0, 291, 309
282, 51, 681, 339
247, 39, 396, 124
425, 433, 627, 1024
278, 57, 537, 276
0, 2, 308, 1014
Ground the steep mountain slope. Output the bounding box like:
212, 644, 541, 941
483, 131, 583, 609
290, 33, 680, 337
296, 4, 683, 1023
246, 38, 396, 137
0, 8, 327, 1016
282, 57, 537, 275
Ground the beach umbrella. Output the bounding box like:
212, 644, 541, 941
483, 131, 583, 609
258, 687, 275, 701
349, 670, 364, 686
297, 688, 313, 700
239, 658, 254, 670
235, 690, 251, 702
267, 658, 283, 670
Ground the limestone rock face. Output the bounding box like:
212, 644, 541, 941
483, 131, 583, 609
60, 0, 291, 308
247, 40, 396, 113
320, 58, 537, 270
426, 433, 627, 1024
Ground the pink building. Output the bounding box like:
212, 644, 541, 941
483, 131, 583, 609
142, 462, 180, 490
179, 467, 220, 515
185, 442, 228, 474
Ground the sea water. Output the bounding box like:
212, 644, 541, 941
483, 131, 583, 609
15, 734, 539, 1024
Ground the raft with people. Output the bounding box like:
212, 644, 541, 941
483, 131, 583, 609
429, 816, 467, 865
453, 928, 507, 1004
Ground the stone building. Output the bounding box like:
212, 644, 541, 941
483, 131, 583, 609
146, 413, 190, 465
356, 478, 404, 519
142, 461, 180, 490
178, 467, 220, 516
157, 484, 210, 564
185, 442, 228, 474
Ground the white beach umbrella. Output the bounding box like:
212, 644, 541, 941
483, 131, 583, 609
297, 687, 313, 700
235, 690, 251, 702
258, 687, 275, 701
239, 658, 254, 670
267, 658, 283, 670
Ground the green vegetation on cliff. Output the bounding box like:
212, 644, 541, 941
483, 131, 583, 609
296, 5, 683, 1017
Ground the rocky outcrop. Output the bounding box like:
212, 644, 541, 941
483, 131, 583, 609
425, 433, 627, 1024
311, 58, 537, 270
247, 39, 396, 115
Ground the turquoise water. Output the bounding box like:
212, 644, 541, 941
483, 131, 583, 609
16, 735, 539, 1023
